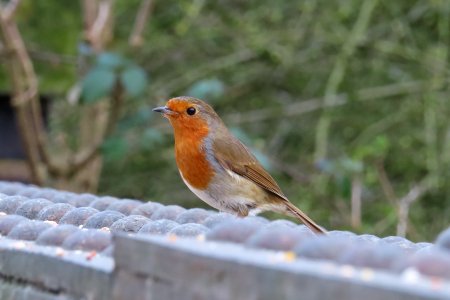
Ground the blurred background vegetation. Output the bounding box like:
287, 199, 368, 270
0, 0, 449, 241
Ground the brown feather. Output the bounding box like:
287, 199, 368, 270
160, 96, 326, 234
212, 135, 286, 199
213, 133, 326, 234
284, 201, 327, 234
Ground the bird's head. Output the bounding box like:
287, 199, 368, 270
153, 96, 222, 133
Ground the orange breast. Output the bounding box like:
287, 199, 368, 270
174, 123, 213, 190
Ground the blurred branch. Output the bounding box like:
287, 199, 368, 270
68, 141, 102, 176
1, 0, 123, 191
375, 156, 431, 238
396, 181, 429, 237
441, 126, 450, 166
423, 93, 439, 186
0, 0, 58, 184
81, 0, 98, 32
1, 1, 80, 180
1, 0, 20, 21
61, 82, 124, 177
372, 211, 397, 235
69, 0, 117, 191
350, 93, 425, 149
423, 3, 449, 187
84, 0, 114, 52
269, 157, 310, 184
375, 158, 430, 237
90, 1, 112, 43
267, 120, 292, 155
105, 81, 125, 136
28, 48, 77, 65
314, 0, 378, 161
175, 0, 205, 36
129, 0, 154, 47
68, 82, 125, 177
225, 79, 443, 124
46, 1, 120, 181
351, 175, 362, 229
152, 49, 257, 97
375, 160, 397, 205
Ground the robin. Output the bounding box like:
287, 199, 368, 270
153, 96, 326, 234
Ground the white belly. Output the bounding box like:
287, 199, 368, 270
179, 170, 265, 215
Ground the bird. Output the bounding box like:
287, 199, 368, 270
153, 96, 326, 234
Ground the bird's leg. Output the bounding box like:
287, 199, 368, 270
237, 206, 249, 217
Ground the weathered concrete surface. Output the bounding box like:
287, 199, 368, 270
114, 234, 450, 300
0, 181, 449, 300
0, 237, 113, 300
0, 278, 75, 300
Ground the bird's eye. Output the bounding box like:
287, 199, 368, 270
186, 107, 196, 115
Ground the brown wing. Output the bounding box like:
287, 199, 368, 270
213, 132, 327, 234
212, 134, 288, 201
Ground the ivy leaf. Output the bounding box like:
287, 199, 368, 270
187, 78, 224, 101
81, 68, 116, 103
97, 52, 126, 70
120, 66, 148, 98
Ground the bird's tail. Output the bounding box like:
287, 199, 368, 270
283, 201, 327, 234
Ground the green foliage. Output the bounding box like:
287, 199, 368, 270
81, 68, 116, 103
140, 128, 164, 150
120, 66, 148, 98
4, 0, 450, 241
187, 78, 225, 101
101, 137, 128, 161
353, 135, 390, 161
81, 52, 149, 103
97, 52, 126, 69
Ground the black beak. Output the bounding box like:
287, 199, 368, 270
152, 106, 173, 115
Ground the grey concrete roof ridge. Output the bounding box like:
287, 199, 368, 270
114, 233, 450, 300
0, 180, 448, 299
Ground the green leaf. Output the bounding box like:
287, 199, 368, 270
81, 68, 116, 103
97, 52, 126, 70
187, 78, 225, 101
120, 66, 148, 98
